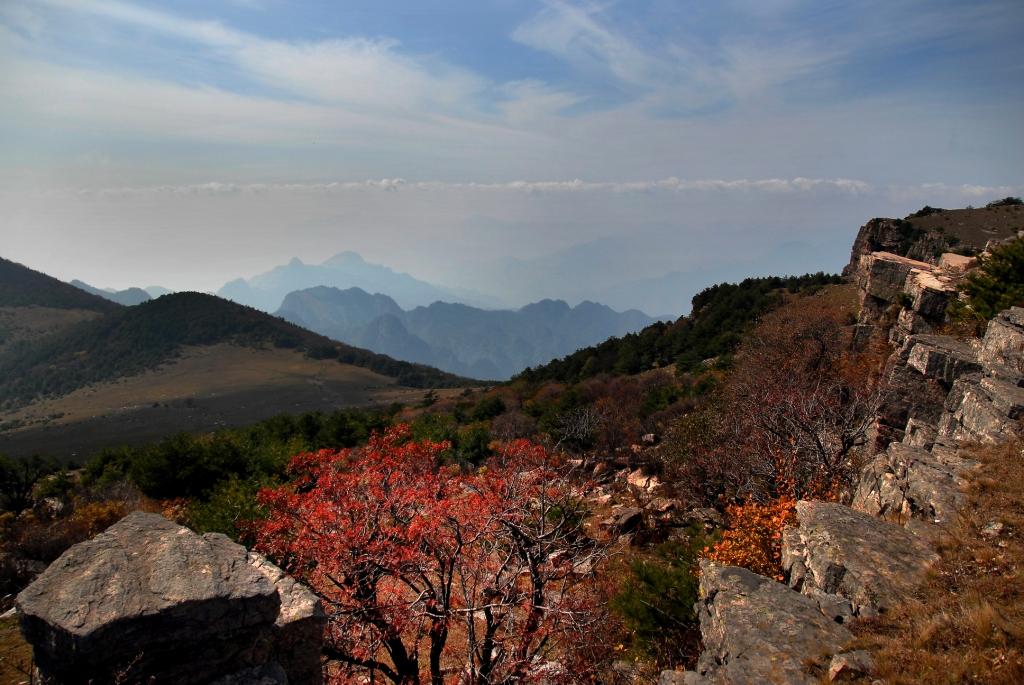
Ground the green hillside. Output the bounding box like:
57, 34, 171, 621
516, 272, 843, 383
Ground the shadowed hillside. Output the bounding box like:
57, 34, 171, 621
0, 291, 475, 409
0, 257, 119, 312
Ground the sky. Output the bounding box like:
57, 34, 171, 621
1, 0, 1023, 313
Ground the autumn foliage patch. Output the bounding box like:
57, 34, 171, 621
252, 425, 605, 685
705, 497, 796, 581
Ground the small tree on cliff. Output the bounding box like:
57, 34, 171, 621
253, 425, 605, 685
953, 238, 1024, 324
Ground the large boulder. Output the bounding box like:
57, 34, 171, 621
600, 507, 643, 536
782, 501, 938, 618
695, 561, 853, 685
16, 512, 323, 684
249, 552, 326, 685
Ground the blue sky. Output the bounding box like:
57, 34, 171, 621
1, 0, 1023, 310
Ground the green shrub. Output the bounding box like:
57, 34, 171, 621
187, 476, 271, 543
611, 526, 707, 666
952, 239, 1024, 324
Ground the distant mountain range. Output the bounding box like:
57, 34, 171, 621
70, 280, 153, 306
277, 286, 659, 379
218, 251, 498, 313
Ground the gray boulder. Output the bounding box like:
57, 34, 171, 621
601, 507, 643, 536
16, 512, 323, 684
249, 552, 326, 684
782, 501, 938, 617
695, 561, 852, 685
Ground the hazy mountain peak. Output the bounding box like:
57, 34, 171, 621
322, 251, 368, 268
70, 279, 151, 306
220, 253, 473, 312
278, 288, 657, 380
519, 299, 571, 315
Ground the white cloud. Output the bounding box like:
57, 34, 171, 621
28, 176, 881, 199
30, 0, 490, 116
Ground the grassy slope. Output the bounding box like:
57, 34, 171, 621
908, 204, 1024, 248
0, 345, 463, 459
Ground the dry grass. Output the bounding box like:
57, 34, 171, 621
908, 205, 1024, 248
850, 437, 1024, 684
0, 616, 33, 685
0, 344, 464, 460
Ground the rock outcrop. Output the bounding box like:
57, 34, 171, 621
782, 501, 938, 617
693, 561, 853, 684
17, 512, 324, 684
854, 251, 960, 346
844, 206, 1024, 277
852, 442, 977, 525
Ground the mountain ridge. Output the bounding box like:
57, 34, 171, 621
70, 279, 152, 306
276, 286, 659, 379
0, 258, 121, 313
0, 289, 477, 411
218, 251, 483, 312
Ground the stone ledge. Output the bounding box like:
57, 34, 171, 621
782, 501, 938, 618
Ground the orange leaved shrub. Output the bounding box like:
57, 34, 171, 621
705, 497, 796, 581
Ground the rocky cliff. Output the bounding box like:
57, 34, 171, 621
668, 236, 1023, 684
843, 204, 1024, 276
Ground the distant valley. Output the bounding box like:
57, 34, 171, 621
276, 286, 659, 379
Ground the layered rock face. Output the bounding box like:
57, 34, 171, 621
782, 501, 938, 618
854, 251, 960, 347
16, 512, 324, 684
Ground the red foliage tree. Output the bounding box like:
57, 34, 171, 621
252, 425, 604, 685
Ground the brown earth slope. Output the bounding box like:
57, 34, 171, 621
0, 344, 462, 461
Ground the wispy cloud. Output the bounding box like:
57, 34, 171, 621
33, 177, 1024, 202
